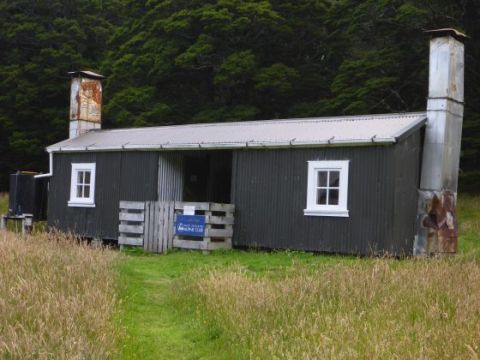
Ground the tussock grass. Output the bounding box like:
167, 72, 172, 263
178, 197, 480, 359
0, 230, 120, 359
186, 258, 480, 359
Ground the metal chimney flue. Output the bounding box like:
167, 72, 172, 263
414, 28, 466, 256
68, 70, 105, 139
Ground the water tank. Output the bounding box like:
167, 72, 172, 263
8, 172, 48, 219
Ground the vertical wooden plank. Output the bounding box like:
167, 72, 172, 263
144, 202, 150, 251
162, 202, 168, 253
160, 202, 165, 253
168, 201, 174, 250
165, 202, 170, 252
151, 201, 156, 253
143, 203, 149, 251
157, 202, 162, 253
149, 201, 155, 252
157, 202, 163, 253
162, 202, 169, 253
160, 201, 165, 253
148, 202, 154, 251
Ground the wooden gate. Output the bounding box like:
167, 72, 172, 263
143, 201, 176, 253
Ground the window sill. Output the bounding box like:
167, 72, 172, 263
303, 209, 349, 217
68, 201, 96, 208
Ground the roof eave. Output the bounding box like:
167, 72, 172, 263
46, 137, 398, 153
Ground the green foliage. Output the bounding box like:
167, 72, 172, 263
255, 63, 299, 95
214, 50, 256, 87
0, 0, 123, 187
0, 0, 479, 189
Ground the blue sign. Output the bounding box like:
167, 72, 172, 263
175, 215, 206, 237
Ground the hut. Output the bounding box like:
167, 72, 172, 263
39, 29, 466, 256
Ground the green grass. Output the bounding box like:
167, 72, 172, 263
457, 193, 480, 254
117, 249, 352, 359
0, 193, 47, 232
118, 195, 480, 359
0, 192, 8, 215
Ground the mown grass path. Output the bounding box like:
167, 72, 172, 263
117, 250, 352, 359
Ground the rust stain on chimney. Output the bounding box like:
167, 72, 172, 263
421, 191, 457, 254
80, 80, 102, 104
70, 77, 102, 123
75, 91, 81, 120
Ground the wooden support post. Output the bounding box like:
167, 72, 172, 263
21, 215, 33, 236
0, 215, 6, 230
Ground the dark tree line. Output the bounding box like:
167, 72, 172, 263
1, 0, 479, 191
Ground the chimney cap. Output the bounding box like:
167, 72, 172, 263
68, 70, 105, 80
425, 28, 467, 42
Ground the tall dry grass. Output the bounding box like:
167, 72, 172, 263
0, 230, 120, 359
177, 196, 480, 359
184, 256, 480, 359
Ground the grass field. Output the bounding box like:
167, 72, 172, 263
0, 231, 120, 359
118, 194, 480, 359
1, 194, 479, 358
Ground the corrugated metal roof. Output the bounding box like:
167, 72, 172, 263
47, 112, 426, 152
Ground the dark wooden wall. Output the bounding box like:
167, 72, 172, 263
48, 151, 158, 239
231, 131, 422, 256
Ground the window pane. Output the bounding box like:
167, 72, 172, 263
84, 185, 90, 198
76, 185, 83, 198
329, 171, 340, 187
317, 171, 328, 187
77, 171, 84, 185
84, 171, 90, 184
329, 189, 339, 205
316, 189, 327, 205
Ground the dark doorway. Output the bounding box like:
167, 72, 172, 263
183, 151, 232, 203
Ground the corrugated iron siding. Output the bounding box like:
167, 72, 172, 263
391, 130, 423, 254
158, 152, 183, 200
232, 132, 421, 255
48, 151, 158, 239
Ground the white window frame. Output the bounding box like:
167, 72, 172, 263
304, 160, 349, 217
68, 163, 96, 207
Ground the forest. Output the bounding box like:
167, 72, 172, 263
0, 0, 479, 191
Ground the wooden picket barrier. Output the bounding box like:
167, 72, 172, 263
172, 202, 234, 251
118, 201, 145, 246
118, 200, 234, 253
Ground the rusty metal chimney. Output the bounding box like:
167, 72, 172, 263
414, 29, 466, 256
68, 70, 104, 139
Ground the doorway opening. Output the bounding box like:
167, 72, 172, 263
183, 151, 232, 203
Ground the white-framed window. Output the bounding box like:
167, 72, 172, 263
68, 163, 96, 207
304, 160, 349, 217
